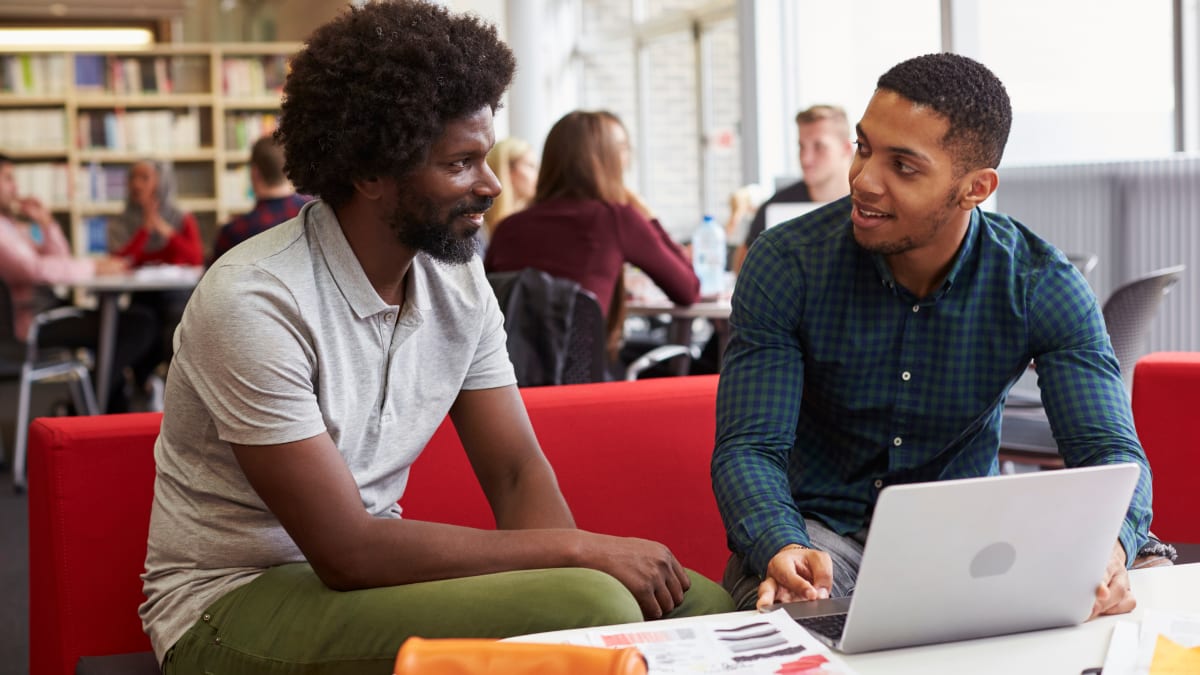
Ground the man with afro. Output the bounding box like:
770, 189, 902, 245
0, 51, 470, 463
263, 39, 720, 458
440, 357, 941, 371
713, 53, 1152, 618
139, 2, 732, 672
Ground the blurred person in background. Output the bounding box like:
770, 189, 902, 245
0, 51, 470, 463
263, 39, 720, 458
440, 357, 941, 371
484, 110, 698, 363
0, 152, 155, 413
210, 135, 312, 264
733, 104, 854, 272
111, 159, 204, 400
481, 136, 537, 249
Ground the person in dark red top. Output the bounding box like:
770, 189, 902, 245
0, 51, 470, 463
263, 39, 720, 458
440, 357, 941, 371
484, 110, 699, 356
110, 159, 204, 394
210, 135, 312, 265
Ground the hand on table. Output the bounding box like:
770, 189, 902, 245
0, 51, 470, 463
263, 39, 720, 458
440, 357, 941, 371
578, 532, 691, 619
94, 256, 131, 276
1090, 540, 1136, 619
757, 544, 833, 610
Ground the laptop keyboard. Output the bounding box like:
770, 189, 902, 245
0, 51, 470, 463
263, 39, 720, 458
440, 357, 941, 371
795, 613, 847, 641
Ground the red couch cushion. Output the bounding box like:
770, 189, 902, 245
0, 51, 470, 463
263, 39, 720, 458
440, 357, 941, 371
403, 376, 728, 581
1132, 352, 1200, 544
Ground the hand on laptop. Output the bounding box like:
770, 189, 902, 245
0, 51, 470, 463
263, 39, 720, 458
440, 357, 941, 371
1090, 540, 1137, 619
756, 544, 834, 610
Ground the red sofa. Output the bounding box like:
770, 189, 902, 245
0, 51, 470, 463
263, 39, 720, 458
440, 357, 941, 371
1132, 352, 1200, 545
27, 375, 729, 675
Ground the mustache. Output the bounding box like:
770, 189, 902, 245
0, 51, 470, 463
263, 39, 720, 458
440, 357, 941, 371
451, 197, 494, 218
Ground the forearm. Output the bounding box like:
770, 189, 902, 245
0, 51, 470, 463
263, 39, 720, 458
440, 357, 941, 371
486, 457, 576, 530
712, 447, 810, 574
322, 516, 586, 590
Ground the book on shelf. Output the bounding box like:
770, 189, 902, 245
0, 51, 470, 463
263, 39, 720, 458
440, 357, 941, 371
77, 163, 130, 203
84, 216, 109, 254
0, 109, 67, 150
222, 55, 289, 97
225, 112, 278, 150
75, 54, 106, 90
11, 162, 70, 206
1, 53, 67, 95
77, 109, 201, 152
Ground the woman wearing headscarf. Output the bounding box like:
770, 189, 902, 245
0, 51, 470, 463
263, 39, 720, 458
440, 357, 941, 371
111, 160, 204, 266
110, 160, 204, 395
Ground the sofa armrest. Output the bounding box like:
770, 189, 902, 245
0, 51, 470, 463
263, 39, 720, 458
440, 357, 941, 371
28, 414, 163, 675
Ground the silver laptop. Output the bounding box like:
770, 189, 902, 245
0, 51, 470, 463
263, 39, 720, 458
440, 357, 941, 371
781, 463, 1140, 653
764, 202, 823, 230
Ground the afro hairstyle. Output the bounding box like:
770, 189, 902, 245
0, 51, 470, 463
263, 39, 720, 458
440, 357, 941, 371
276, 0, 515, 207
876, 53, 1012, 172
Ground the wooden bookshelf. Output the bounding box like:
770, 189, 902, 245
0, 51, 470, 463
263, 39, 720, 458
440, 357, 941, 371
0, 43, 300, 259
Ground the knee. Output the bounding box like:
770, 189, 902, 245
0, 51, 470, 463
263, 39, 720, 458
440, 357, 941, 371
538, 568, 643, 628
674, 570, 735, 617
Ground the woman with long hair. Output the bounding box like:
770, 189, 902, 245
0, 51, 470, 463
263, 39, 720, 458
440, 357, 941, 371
482, 136, 537, 243
484, 110, 698, 360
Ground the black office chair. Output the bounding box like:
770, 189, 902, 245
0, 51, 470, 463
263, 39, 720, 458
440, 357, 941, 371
1101, 264, 1185, 388
488, 268, 688, 386
488, 268, 605, 386
0, 278, 99, 492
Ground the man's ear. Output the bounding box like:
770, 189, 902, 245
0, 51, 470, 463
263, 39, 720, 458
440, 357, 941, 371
957, 168, 999, 210
353, 176, 385, 200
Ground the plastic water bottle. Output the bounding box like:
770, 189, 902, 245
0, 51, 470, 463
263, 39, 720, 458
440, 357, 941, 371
692, 214, 727, 297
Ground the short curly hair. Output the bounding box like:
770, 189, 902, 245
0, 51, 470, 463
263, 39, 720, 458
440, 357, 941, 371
877, 53, 1012, 172
276, 1, 515, 207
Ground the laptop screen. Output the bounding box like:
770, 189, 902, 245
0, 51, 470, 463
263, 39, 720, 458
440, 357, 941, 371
764, 202, 823, 230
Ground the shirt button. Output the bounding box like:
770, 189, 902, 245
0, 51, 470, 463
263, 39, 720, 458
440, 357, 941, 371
901, 371, 911, 381
912, 305, 920, 313
874, 479, 883, 489
893, 436, 903, 447
385, 313, 395, 322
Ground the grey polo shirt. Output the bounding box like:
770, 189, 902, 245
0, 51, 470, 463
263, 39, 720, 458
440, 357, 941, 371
139, 200, 516, 661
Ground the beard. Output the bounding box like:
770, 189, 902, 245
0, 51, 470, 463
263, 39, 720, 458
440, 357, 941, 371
387, 192, 492, 265
855, 187, 960, 256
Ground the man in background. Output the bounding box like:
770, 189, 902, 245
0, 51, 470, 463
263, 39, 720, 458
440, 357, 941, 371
733, 104, 854, 271
0, 153, 154, 415
209, 134, 311, 264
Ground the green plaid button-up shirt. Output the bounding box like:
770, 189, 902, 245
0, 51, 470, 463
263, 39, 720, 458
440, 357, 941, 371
712, 196, 1152, 576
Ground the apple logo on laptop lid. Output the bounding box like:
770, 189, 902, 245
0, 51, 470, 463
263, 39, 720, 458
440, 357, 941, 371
970, 542, 1017, 578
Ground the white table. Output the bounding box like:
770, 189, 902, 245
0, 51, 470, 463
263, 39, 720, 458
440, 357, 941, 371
511, 564, 1200, 675
71, 266, 203, 411
625, 298, 732, 373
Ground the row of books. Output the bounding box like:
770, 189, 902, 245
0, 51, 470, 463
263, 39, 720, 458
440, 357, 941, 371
11, 162, 70, 206
74, 54, 210, 95
76, 162, 130, 203
76, 109, 203, 152
1, 54, 68, 95
0, 109, 67, 150
222, 55, 289, 97
225, 112, 278, 150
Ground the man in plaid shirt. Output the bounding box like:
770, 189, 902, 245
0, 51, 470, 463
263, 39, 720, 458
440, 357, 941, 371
210, 135, 311, 264
713, 53, 1152, 621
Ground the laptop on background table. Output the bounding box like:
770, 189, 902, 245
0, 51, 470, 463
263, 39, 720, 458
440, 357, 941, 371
781, 463, 1140, 654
